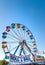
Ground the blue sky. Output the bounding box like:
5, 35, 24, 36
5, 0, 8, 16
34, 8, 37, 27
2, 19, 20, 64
0, 0, 45, 59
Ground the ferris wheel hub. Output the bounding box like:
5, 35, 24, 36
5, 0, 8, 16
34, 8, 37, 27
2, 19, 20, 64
22, 40, 26, 43
19, 40, 26, 45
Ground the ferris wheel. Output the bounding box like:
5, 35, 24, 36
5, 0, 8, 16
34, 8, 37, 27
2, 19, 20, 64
2, 23, 37, 64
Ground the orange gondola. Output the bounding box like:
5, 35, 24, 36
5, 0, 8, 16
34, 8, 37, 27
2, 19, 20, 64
2, 45, 7, 48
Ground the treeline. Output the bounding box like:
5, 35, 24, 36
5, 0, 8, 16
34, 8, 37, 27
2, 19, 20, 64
0, 60, 8, 65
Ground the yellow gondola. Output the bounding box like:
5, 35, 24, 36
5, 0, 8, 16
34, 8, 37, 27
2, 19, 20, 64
2, 45, 7, 48
16, 24, 20, 28
32, 43, 36, 46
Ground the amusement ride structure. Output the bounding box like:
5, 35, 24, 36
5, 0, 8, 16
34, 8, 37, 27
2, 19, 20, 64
2, 23, 38, 65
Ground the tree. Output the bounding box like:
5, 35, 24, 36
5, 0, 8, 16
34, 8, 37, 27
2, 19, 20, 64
2, 60, 8, 65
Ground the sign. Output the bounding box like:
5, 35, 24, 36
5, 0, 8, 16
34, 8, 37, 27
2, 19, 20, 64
10, 54, 30, 62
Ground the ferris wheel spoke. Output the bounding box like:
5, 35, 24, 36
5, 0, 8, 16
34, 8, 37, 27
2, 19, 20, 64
17, 29, 23, 40
11, 29, 22, 40
25, 43, 31, 53
25, 36, 30, 41
10, 45, 18, 52
23, 27, 27, 39
27, 43, 33, 47
24, 32, 28, 40
26, 40, 32, 43
26, 39, 35, 43
26, 41, 36, 47
7, 41, 18, 43
21, 29, 26, 40
26, 41, 33, 47
7, 29, 21, 41
22, 30, 25, 39
25, 33, 34, 41
7, 33, 20, 41
16, 29, 23, 40
6, 41, 19, 44
16, 27, 25, 40
24, 32, 29, 39
7, 36, 19, 42
14, 45, 20, 55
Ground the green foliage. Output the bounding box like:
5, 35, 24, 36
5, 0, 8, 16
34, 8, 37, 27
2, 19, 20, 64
2, 60, 8, 65
0, 60, 2, 65
0, 60, 8, 65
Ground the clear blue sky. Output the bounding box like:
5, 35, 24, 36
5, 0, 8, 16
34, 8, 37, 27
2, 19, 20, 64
0, 0, 45, 59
